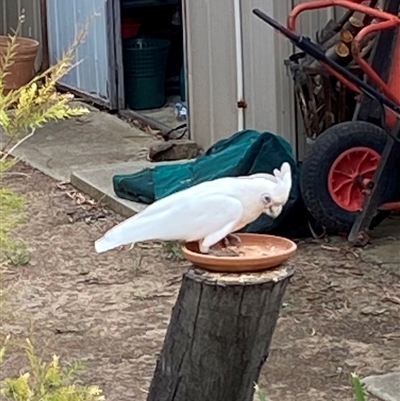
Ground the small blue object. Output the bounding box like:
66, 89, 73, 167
174, 102, 187, 121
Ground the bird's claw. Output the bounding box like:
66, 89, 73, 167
207, 233, 242, 257
222, 233, 242, 248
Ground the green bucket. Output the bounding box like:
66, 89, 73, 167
123, 38, 171, 110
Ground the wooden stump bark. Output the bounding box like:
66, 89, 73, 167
147, 264, 294, 401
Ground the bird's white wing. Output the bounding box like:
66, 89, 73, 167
95, 193, 244, 253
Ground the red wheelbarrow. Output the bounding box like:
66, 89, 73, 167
253, 0, 400, 246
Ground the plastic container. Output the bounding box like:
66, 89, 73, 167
0, 35, 39, 92
121, 18, 141, 39
123, 38, 171, 110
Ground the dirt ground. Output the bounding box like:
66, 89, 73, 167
1, 163, 399, 401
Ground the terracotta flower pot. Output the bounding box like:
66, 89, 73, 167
0, 35, 39, 92
182, 233, 297, 273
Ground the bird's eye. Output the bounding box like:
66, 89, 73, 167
262, 194, 271, 204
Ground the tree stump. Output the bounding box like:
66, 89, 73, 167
147, 264, 294, 401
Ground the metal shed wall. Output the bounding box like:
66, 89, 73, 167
240, 0, 333, 157
184, 0, 333, 157
46, 0, 113, 107
241, 0, 297, 152
182, 0, 239, 150
0, 0, 44, 71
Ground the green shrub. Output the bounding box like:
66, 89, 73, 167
1, 337, 104, 401
0, 11, 105, 401
0, 12, 89, 265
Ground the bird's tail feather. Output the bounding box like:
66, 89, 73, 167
94, 213, 155, 253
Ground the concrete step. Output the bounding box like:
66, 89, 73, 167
70, 161, 152, 217
362, 371, 400, 401
70, 159, 190, 218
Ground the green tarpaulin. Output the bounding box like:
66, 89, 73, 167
113, 129, 300, 232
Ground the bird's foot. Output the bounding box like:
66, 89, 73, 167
208, 247, 241, 257
223, 233, 242, 248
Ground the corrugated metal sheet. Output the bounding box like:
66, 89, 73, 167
241, 0, 297, 152
46, 0, 112, 105
293, 0, 332, 38
0, 0, 43, 71
182, 0, 239, 150
184, 0, 332, 153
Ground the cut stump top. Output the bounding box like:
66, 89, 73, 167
186, 263, 295, 287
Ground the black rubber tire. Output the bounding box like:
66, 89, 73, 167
300, 121, 399, 233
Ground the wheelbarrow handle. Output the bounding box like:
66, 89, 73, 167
252, 9, 326, 60
252, 8, 400, 123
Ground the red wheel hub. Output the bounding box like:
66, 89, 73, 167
328, 147, 381, 212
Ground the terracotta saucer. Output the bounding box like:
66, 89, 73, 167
182, 233, 297, 273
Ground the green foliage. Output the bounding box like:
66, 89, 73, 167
163, 241, 184, 261
0, 335, 10, 365
0, 338, 104, 401
0, 11, 105, 401
351, 373, 368, 401
0, 157, 17, 174
0, 11, 89, 265
254, 383, 269, 401
0, 184, 27, 265
0, 13, 89, 140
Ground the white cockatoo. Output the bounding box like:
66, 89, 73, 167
95, 161, 292, 256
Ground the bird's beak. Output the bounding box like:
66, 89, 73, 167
265, 205, 283, 218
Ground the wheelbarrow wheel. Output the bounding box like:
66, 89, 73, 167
300, 121, 398, 233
